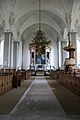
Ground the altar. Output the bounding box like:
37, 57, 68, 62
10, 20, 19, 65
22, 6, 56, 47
29, 28, 51, 76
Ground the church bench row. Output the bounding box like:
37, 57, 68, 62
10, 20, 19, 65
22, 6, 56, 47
50, 70, 80, 96
0, 69, 31, 95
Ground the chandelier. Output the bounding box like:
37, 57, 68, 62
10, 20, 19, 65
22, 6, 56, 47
29, 0, 51, 49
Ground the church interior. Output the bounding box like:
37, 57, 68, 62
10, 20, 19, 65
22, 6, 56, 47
0, 0, 80, 120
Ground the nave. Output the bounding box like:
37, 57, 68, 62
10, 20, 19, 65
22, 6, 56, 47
0, 76, 80, 120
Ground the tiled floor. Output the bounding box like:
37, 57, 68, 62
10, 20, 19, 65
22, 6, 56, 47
0, 76, 80, 120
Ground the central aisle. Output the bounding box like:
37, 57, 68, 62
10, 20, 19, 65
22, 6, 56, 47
9, 76, 69, 120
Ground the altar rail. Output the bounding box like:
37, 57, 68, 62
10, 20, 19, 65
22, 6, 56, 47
50, 69, 80, 96
0, 69, 31, 95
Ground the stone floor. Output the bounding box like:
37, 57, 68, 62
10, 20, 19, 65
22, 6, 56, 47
0, 76, 80, 120
0, 77, 34, 114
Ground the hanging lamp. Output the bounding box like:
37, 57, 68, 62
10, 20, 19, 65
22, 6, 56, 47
29, 0, 51, 50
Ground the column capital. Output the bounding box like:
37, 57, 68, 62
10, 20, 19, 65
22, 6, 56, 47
68, 30, 77, 34
61, 40, 67, 43
3, 31, 13, 35
13, 40, 20, 44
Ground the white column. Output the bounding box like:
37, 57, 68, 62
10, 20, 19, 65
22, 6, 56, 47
56, 39, 59, 69
34, 51, 35, 65
61, 41, 67, 68
70, 31, 76, 46
3, 32, 12, 68
0, 42, 1, 65
59, 41, 61, 68
45, 49, 47, 64
19, 40, 22, 69
70, 31, 77, 65
13, 41, 19, 69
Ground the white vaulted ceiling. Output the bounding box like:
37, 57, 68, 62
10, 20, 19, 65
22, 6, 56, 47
0, 0, 80, 43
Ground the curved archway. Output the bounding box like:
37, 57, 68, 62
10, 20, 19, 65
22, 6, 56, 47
13, 9, 66, 40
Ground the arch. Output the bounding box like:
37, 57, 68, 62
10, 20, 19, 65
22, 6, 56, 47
21, 23, 60, 44
13, 10, 66, 38
71, 0, 80, 30
20, 15, 62, 38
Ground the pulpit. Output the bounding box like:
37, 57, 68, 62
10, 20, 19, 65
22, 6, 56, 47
64, 32, 76, 71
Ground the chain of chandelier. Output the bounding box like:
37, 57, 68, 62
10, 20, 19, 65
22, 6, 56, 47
29, 0, 51, 48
